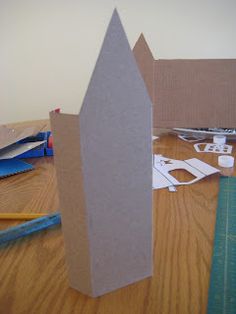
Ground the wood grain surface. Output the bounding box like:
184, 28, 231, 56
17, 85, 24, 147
0, 120, 235, 314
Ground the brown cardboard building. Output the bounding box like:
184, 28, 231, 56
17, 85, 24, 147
133, 34, 236, 128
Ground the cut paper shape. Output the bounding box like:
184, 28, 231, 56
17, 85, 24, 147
194, 143, 232, 154
133, 35, 236, 128
50, 9, 152, 297
152, 155, 219, 190
178, 134, 205, 143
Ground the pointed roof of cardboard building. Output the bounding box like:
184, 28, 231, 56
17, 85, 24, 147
133, 33, 154, 61
133, 34, 154, 102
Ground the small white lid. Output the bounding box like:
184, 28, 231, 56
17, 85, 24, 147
218, 155, 234, 168
213, 135, 226, 145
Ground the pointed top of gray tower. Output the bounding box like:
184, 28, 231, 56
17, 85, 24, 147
79, 8, 152, 119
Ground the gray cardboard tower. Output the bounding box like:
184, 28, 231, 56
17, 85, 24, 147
50, 9, 153, 297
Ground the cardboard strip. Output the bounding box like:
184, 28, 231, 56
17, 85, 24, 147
50, 112, 92, 296
155, 59, 236, 128
133, 34, 155, 103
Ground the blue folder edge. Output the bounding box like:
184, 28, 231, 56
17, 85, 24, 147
0, 159, 34, 178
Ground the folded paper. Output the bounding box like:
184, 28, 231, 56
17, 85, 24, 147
50, 9, 153, 297
152, 155, 219, 190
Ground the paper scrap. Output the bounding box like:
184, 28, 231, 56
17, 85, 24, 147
153, 154, 219, 190
178, 134, 205, 142
194, 143, 232, 154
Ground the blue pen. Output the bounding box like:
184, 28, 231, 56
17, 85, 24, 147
0, 213, 61, 245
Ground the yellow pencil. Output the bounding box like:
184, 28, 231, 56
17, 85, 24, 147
0, 213, 48, 220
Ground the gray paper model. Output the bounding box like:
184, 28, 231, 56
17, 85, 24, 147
50, 9, 153, 297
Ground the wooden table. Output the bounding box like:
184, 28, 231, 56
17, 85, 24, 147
0, 121, 235, 314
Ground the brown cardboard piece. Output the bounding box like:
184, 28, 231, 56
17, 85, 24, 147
133, 34, 155, 103
50, 113, 92, 296
133, 35, 236, 128
50, 9, 153, 297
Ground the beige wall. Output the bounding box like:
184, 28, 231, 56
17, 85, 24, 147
1, 0, 236, 124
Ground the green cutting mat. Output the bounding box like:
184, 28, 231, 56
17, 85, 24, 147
207, 176, 236, 314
